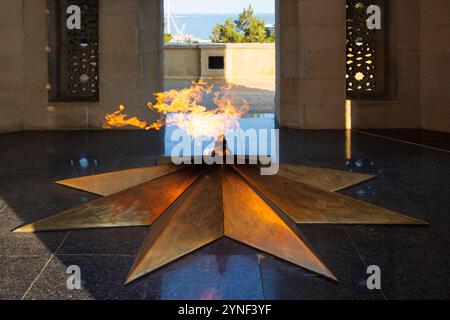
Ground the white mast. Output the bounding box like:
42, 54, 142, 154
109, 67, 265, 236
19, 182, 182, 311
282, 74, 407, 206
167, 0, 172, 34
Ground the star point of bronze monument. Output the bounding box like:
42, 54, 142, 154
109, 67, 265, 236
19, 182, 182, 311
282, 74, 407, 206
13, 161, 428, 284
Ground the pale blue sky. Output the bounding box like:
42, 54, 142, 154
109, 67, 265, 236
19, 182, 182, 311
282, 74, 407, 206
165, 0, 275, 14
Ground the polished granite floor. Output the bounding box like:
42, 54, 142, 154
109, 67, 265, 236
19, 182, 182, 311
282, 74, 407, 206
0, 128, 449, 300
356, 129, 450, 152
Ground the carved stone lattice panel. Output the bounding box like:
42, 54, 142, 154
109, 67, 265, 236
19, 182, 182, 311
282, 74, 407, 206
48, 0, 99, 101
66, 0, 99, 98
346, 0, 377, 96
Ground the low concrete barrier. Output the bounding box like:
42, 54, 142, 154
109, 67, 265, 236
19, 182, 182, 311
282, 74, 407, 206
165, 43, 275, 89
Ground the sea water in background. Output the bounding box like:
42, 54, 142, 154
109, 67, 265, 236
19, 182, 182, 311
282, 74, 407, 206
165, 13, 275, 41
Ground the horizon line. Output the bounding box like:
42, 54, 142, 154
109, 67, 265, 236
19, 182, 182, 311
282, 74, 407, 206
165, 12, 275, 15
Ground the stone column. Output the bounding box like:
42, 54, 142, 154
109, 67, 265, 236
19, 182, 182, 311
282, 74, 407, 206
351, 0, 421, 130
0, 0, 24, 132
420, 0, 450, 133
278, 0, 346, 129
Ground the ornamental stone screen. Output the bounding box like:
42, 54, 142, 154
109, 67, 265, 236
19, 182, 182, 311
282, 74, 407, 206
48, 0, 99, 101
346, 0, 381, 98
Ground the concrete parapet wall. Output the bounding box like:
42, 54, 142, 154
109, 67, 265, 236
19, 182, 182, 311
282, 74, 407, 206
165, 43, 275, 90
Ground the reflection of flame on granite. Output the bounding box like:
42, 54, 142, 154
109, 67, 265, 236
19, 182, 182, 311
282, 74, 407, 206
13, 147, 428, 284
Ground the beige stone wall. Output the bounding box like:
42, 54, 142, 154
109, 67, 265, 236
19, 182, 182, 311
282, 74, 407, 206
1, 0, 164, 131
276, 0, 448, 131
351, 0, 422, 129
228, 44, 276, 88
0, 0, 24, 132
165, 45, 201, 79
1, 0, 449, 132
420, 0, 450, 133
164, 44, 275, 89
278, 0, 347, 129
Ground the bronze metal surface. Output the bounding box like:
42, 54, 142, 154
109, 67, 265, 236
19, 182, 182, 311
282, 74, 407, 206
13, 166, 203, 232
277, 164, 375, 192
56, 164, 184, 196
233, 165, 428, 225
157, 156, 205, 165
126, 167, 224, 283
222, 166, 337, 281
13, 160, 429, 284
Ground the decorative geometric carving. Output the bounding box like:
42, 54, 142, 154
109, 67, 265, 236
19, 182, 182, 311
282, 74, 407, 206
66, 0, 99, 98
346, 0, 378, 96
48, 0, 99, 101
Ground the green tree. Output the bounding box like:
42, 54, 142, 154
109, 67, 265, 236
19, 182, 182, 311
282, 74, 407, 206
164, 33, 173, 43
211, 18, 243, 43
210, 6, 275, 43
265, 27, 276, 43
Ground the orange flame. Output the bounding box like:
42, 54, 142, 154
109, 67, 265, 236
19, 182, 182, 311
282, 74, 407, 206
104, 105, 164, 130
104, 81, 249, 138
